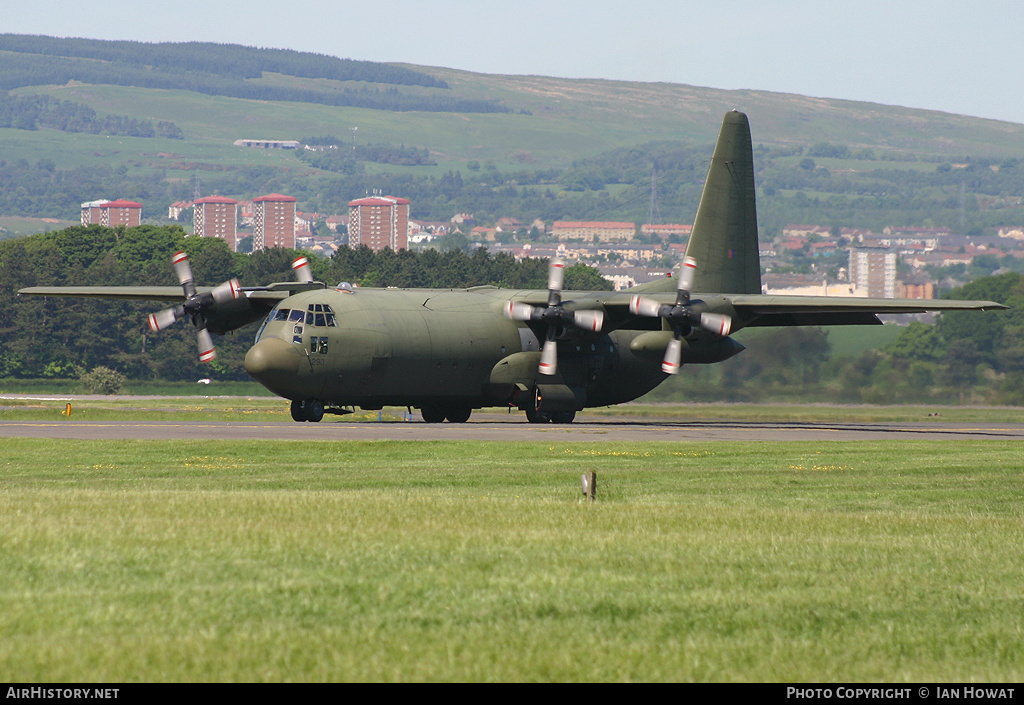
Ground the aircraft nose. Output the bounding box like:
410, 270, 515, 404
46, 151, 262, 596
245, 336, 302, 392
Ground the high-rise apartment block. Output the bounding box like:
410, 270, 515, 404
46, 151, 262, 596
81, 199, 142, 227
193, 196, 239, 250
347, 196, 410, 252
253, 193, 297, 251
849, 248, 898, 298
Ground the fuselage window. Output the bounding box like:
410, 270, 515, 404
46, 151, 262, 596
310, 336, 328, 354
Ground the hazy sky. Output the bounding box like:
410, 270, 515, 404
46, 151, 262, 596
5, 0, 1023, 124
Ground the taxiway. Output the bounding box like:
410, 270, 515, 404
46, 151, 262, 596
2, 417, 1024, 442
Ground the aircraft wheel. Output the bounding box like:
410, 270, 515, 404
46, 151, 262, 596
525, 408, 552, 424
290, 399, 308, 422
420, 406, 446, 423
550, 410, 576, 424
445, 407, 472, 423
306, 399, 325, 423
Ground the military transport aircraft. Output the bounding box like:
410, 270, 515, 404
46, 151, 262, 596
19, 111, 1005, 423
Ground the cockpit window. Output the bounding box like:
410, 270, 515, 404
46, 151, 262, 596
288, 309, 305, 322
273, 308, 290, 321
298, 304, 337, 327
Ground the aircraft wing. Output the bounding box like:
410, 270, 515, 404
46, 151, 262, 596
550, 290, 1008, 332
723, 293, 1007, 328
18, 286, 291, 303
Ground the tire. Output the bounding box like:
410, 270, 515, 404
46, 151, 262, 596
550, 410, 576, 424
420, 406, 446, 423
525, 408, 552, 424
445, 406, 472, 423
290, 399, 308, 422
306, 399, 324, 423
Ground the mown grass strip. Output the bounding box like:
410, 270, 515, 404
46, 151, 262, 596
1, 439, 1022, 682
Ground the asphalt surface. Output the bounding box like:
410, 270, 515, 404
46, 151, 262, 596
3, 415, 1024, 441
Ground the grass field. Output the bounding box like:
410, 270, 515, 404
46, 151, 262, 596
1, 408, 1023, 681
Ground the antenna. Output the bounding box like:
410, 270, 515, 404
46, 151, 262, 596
647, 163, 661, 225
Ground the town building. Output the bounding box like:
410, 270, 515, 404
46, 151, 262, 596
347, 196, 410, 252
253, 193, 297, 251
81, 199, 142, 227
233, 139, 300, 149
167, 200, 193, 221
552, 221, 635, 242
641, 223, 692, 240
193, 196, 239, 250
849, 247, 898, 298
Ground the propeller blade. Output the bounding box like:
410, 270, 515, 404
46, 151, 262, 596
292, 256, 314, 283
505, 301, 537, 321
547, 258, 565, 293
209, 278, 242, 305
572, 309, 604, 332
661, 337, 683, 374
699, 312, 733, 336
147, 307, 181, 332
197, 328, 216, 363
539, 339, 558, 376
678, 256, 698, 294
629, 295, 663, 318
171, 251, 197, 298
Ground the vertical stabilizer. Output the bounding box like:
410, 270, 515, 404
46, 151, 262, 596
684, 111, 762, 294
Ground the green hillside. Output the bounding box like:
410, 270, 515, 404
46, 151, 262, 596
3, 35, 1024, 230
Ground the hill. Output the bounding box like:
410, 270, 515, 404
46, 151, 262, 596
2, 35, 1024, 231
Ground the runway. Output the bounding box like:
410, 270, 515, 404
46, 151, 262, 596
3, 416, 1024, 441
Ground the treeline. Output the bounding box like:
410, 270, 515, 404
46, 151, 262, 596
0, 92, 183, 138
297, 137, 436, 169
0, 225, 609, 382
0, 35, 513, 114
0, 35, 448, 87
0, 159, 173, 222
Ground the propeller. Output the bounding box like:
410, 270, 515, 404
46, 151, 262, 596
147, 250, 241, 363
504, 258, 604, 376
629, 256, 732, 374
292, 255, 314, 283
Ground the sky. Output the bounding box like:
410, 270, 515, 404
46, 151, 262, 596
4, 0, 1024, 124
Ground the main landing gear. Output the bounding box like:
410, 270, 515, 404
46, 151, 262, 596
525, 408, 576, 424
291, 398, 324, 422
419, 405, 473, 423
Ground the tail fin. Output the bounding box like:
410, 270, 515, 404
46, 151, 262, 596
684, 110, 762, 294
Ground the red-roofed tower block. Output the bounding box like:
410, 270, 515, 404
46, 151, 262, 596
81, 199, 142, 227
102, 199, 143, 227
253, 193, 298, 251
347, 196, 410, 252
193, 196, 239, 250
